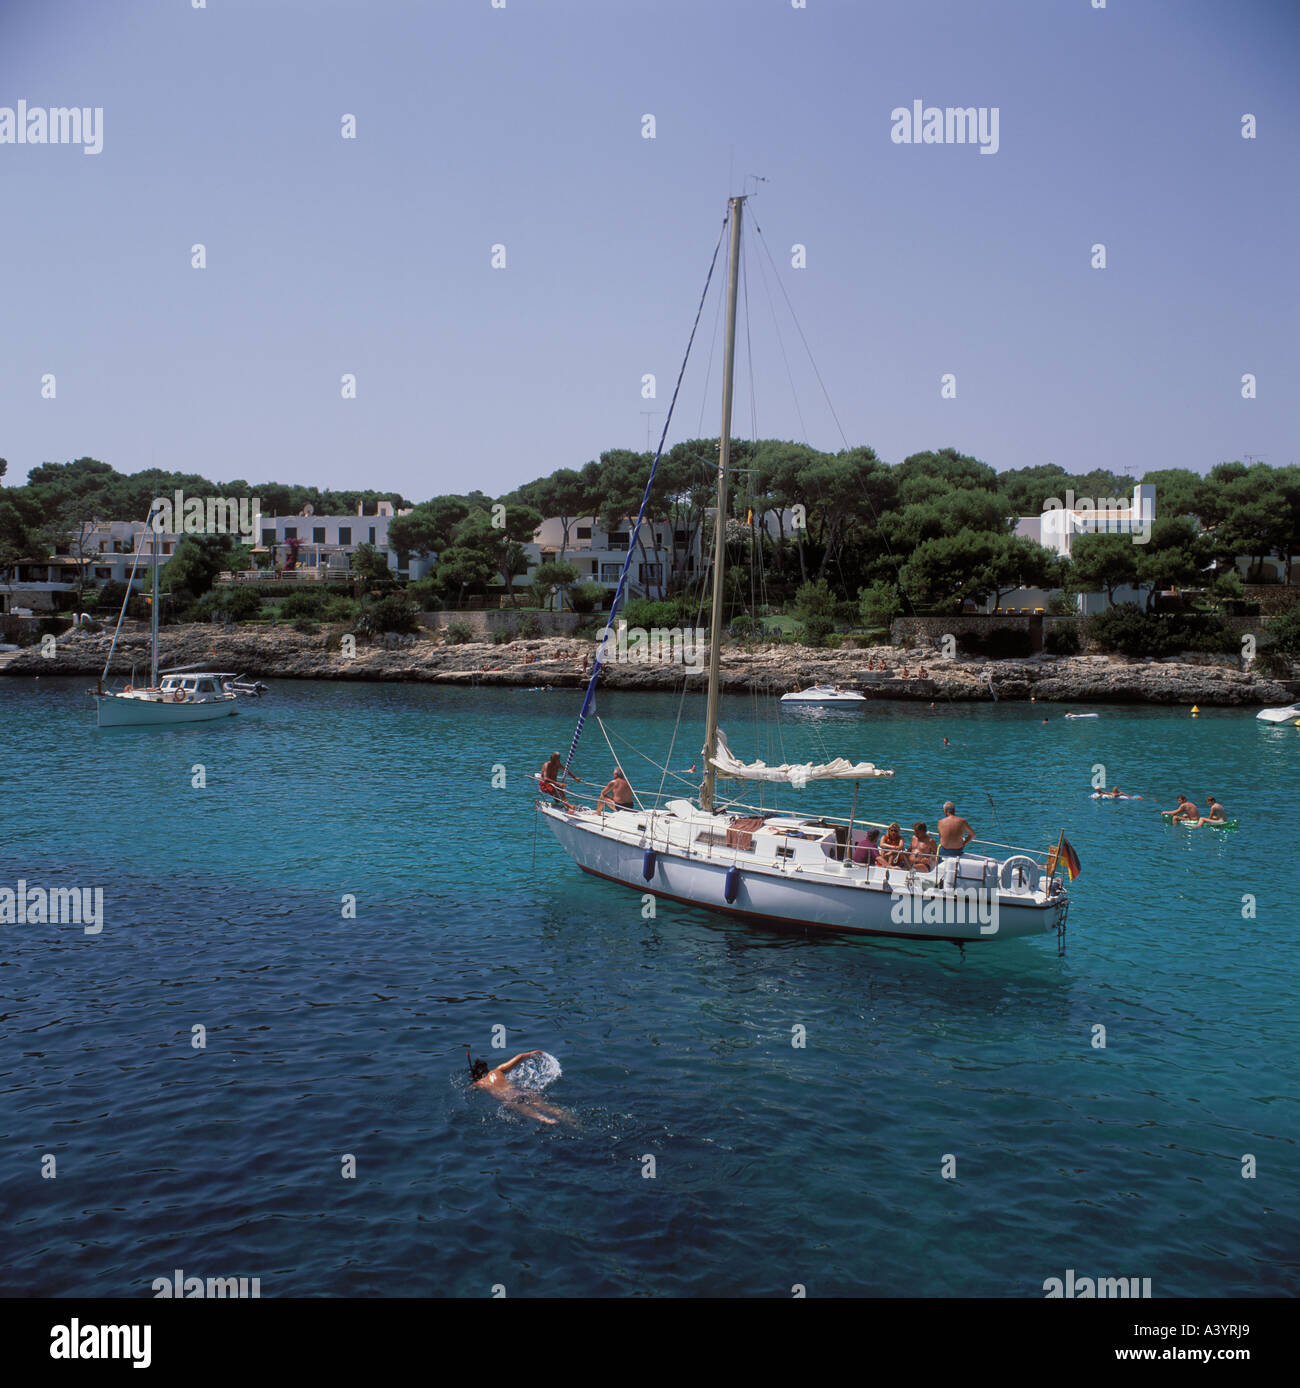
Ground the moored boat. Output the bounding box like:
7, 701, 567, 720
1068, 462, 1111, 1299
539, 196, 1075, 945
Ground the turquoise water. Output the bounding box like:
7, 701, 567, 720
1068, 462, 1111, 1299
0, 677, 1296, 1296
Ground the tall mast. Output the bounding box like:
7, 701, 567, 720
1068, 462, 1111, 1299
701, 196, 743, 812
150, 508, 160, 688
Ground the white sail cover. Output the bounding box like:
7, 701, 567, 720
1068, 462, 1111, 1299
710, 729, 893, 789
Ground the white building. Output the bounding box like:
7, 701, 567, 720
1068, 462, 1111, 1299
250, 501, 419, 578
991, 484, 1156, 615
525, 515, 702, 601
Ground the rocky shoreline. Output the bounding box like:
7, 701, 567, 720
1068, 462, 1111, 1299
2, 624, 1294, 705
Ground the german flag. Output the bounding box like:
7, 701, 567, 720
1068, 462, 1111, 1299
1048, 836, 1082, 881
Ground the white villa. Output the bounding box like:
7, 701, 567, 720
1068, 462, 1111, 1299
246, 501, 421, 580
987, 484, 1157, 614
525, 515, 703, 601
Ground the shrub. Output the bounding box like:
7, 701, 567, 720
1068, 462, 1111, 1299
800, 615, 835, 647
292, 617, 318, 634
1044, 623, 1081, 655
1083, 603, 1237, 657
280, 589, 357, 622
223, 588, 265, 621
858, 580, 901, 630
492, 627, 515, 644
987, 628, 1033, 659
1269, 604, 1300, 657
518, 610, 544, 639
95, 580, 149, 621
1252, 649, 1294, 678
569, 582, 608, 614
445, 620, 476, 644
363, 593, 420, 635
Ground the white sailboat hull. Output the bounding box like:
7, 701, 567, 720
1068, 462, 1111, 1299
93, 693, 238, 726
542, 806, 1065, 943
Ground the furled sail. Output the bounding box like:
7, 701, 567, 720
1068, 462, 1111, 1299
710, 729, 894, 789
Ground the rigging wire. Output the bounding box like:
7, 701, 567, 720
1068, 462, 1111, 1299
562, 213, 728, 776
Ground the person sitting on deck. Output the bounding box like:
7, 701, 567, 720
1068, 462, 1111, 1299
917, 665, 928, 678
851, 828, 880, 865
878, 823, 909, 871
1195, 795, 1227, 827
899, 665, 910, 678
1163, 794, 1198, 822
909, 821, 938, 873
597, 767, 635, 813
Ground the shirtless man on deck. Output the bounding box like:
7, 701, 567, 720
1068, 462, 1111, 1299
938, 801, 975, 860
470, 1051, 571, 1126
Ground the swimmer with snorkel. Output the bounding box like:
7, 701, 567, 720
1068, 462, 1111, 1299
467, 1048, 574, 1126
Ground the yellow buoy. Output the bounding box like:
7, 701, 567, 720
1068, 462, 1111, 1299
1191, 705, 1200, 716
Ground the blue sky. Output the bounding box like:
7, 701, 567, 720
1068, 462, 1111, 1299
1, 0, 1296, 500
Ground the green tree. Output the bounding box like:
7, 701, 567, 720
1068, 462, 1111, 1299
532, 560, 580, 611
858, 579, 901, 629
988, 534, 1062, 611
1141, 468, 1203, 520
165, 534, 233, 604
897, 529, 1002, 612
1134, 517, 1207, 610
350, 542, 393, 591
1065, 532, 1140, 607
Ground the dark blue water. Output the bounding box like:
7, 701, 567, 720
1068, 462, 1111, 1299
0, 677, 1295, 1296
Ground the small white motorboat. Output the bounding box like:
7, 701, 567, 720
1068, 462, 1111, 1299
780, 684, 866, 705
1256, 703, 1300, 725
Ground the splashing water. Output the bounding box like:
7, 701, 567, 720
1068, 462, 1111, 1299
510, 1052, 562, 1092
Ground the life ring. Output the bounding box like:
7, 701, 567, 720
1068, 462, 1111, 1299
123, 684, 132, 693
999, 855, 1040, 893
173, 688, 188, 703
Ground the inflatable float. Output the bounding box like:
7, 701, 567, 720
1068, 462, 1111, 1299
1161, 811, 1239, 830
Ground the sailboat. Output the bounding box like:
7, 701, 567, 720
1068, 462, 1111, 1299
539, 197, 1072, 944
90, 508, 241, 727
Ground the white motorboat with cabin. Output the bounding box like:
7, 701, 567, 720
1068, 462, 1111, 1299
538, 196, 1076, 945
780, 684, 866, 704
1255, 703, 1300, 725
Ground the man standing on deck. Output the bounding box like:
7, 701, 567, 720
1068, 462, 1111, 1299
938, 801, 975, 859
